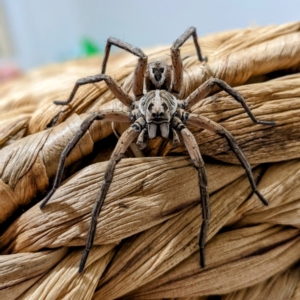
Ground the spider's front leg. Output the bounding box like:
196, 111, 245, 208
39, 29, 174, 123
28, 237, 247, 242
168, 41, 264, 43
40, 110, 143, 273
79, 119, 143, 273
40, 110, 132, 209
187, 113, 269, 206
172, 116, 209, 268
171, 26, 207, 94
183, 78, 276, 126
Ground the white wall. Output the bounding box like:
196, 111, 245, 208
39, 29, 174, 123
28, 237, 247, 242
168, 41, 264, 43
1, 0, 299, 70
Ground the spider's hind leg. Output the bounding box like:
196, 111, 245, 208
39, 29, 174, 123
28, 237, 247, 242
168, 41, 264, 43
171, 26, 207, 94
53, 38, 147, 108
102, 37, 148, 100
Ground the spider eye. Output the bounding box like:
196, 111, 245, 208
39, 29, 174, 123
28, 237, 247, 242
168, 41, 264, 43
160, 68, 164, 73
148, 103, 154, 111
152, 68, 157, 73
162, 103, 168, 110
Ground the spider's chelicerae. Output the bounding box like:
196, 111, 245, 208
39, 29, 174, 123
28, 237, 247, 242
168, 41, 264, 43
40, 27, 275, 273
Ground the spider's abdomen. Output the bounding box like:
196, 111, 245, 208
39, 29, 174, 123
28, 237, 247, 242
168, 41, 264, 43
145, 61, 172, 91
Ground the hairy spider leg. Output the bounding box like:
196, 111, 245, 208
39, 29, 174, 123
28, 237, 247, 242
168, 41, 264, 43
171, 26, 207, 94
184, 78, 276, 126
55, 38, 147, 106
79, 123, 141, 273
54, 74, 134, 107
187, 113, 269, 206
173, 116, 209, 268
101, 37, 147, 99
40, 110, 131, 209
43, 27, 275, 273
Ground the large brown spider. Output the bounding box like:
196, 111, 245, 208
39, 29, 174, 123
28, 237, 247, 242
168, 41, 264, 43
40, 27, 275, 273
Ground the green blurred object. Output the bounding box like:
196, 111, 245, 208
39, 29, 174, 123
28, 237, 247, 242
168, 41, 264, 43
81, 37, 102, 56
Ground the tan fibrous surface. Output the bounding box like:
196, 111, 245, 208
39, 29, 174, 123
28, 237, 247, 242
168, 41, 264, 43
0, 22, 300, 299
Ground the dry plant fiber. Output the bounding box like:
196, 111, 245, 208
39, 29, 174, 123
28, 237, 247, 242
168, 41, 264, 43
1, 21, 300, 299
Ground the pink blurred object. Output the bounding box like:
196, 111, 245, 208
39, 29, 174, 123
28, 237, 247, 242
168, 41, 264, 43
0, 62, 22, 82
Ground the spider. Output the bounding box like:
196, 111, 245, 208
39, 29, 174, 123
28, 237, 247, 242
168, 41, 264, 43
40, 27, 275, 273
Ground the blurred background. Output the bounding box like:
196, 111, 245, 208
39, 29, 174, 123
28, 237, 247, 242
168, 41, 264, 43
0, 0, 299, 81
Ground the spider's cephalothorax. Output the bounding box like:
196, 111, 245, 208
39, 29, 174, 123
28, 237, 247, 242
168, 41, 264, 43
41, 26, 276, 273
139, 90, 177, 139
